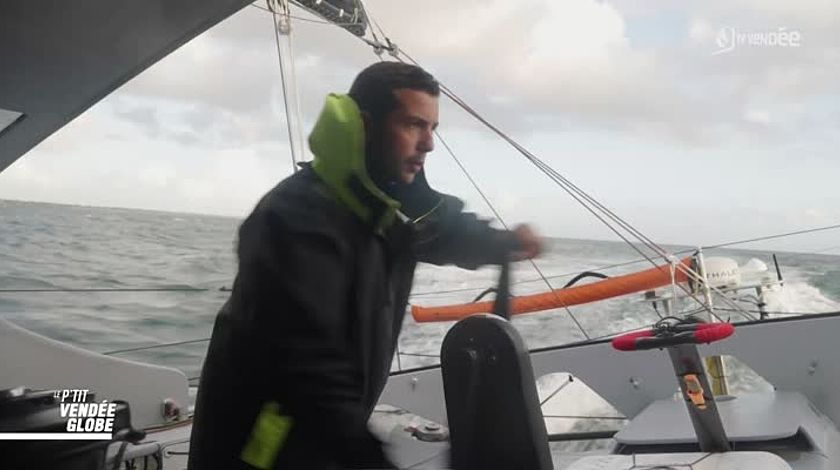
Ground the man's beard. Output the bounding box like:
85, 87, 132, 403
365, 143, 406, 197
366, 146, 438, 219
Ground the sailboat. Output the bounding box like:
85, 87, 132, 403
2, 1, 839, 469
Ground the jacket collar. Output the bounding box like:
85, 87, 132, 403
309, 94, 400, 233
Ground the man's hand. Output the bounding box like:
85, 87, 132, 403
510, 224, 543, 261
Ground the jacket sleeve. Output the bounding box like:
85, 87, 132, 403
235, 205, 393, 468
414, 194, 519, 269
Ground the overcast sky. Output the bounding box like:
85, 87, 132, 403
1, 0, 838, 253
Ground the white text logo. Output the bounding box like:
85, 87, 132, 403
714, 27, 801, 55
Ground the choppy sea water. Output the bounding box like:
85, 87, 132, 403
2, 199, 839, 437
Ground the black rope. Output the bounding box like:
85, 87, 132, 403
563, 305, 732, 345
471, 287, 498, 303
411, 284, 503, 298
465, 271, 606, 312
562, 271, 609, 289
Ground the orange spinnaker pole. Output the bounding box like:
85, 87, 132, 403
412, 257, 693, 323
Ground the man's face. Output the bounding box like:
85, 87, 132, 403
373, 89, 439, 185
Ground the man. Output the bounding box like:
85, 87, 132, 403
188, 62, 541, 469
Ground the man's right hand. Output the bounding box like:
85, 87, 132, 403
510, 224, 543, 261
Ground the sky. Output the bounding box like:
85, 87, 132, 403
1, 0, 838, 253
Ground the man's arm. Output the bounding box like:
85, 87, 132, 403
413, 194, 541, 268
236, 206, 392, 468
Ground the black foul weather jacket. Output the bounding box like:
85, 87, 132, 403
188, 94, 519, 470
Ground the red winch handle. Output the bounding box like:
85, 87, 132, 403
611, 323, 735, 352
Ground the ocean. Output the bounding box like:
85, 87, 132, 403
2, 198, 839, 435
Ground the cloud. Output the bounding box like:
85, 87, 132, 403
679, 11, 839, 143
67, 0, 833, 152
101, 6, 373, 150
137, 164, 176, 188
115, 105, 159, 133
0, 131, 293, 217
108, 95, 289, 149
357, 0, 838, 146
3, 0, 838, 247
695, 0, 840, 30
743, 109, 771, 125
118, 8, 279, 114
361, 0, 670, 127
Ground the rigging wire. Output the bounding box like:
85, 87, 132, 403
10, 217, 833, 298
95, 5, 840, 364
434, 130, 591, 338
203, 5, 840, 266
244, 2, 840, 293
355, 0, 384, 54
357, 0, 398, 58
397, 51, 676, 265
355, 1, 594, 338
391, 49, 747, 323
408, 221, 840, 298
391, 44, 670, 264
8, 7, 832, 430
702, 223, 840, 250
266, 0, 304, 172
250, 3, 360, 26
23, 9, 840, 322
397, 351, 440, 359
6, 2, 790, 344
103, 338, 211, 356
435, 80, 737, 321
0, 287, 223, 293
543, 414, 627, 421
539, 374, 574, 407
249, 0, 784, 317
100, 305, 741, 359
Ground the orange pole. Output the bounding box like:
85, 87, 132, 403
412, 257, 693, 323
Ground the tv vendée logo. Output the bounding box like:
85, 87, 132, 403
713, 26, 802, 55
